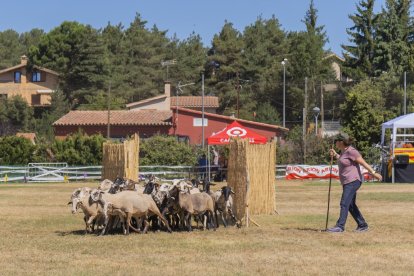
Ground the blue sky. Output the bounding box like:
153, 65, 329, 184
0, 0, 389, 56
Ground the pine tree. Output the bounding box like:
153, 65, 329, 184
166, 33, 207, 96
0, 29, 25, 69
373, 0, 412, 76
207, 21, 244, 116
121, 14, 168, 103
342, 0, 378, 78
242, 16, 286, 122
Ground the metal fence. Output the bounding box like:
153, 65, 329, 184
0, 164, 288, 183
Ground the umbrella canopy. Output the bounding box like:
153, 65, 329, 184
207, 121, 267, 145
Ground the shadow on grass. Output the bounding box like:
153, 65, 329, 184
281, 227, 325, 232
55, 230, 87, 236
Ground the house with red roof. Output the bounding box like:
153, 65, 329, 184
53, 82, 288, 144
53, 107, 287, 144
126, 82, 219, 113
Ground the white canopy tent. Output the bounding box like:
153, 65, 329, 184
381, 113, 414, 145
381, 113, 414, 183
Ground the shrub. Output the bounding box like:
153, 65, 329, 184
140, 135, 198, 166
0, 136, 36, 165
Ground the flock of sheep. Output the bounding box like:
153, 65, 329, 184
68, 176, 240, 235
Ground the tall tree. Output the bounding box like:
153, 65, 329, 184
207, 21, 244, 116
166, 33, 207, 96
287, 1, 333, 124
121, 14, 168, 103
0, 96, 34, 135
0, 29, 24, 69
101, 23, 127, 107
342, 0, 378, 78
340, 78, 396, 153
242, 16, 286, 122
29, 22, 109, 106
373, 0, 412, 76
20, 29, 45, 55
69, 27, 110, 108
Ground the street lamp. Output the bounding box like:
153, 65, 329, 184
313, 106, 320, 135
281, 58, 288, 128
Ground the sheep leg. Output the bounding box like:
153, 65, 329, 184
86, 215, 97, 234
99, 213, 110, 236
127, 213, 142, 234
209, 210, 216, 230
221, 211, 228, 227
185, 212, 192, 232
214, 209, 220, 228
149, 206, 172, 233
142, 219, 150, 234
203, 213, 207, 230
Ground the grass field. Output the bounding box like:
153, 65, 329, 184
0, 180, 414, 275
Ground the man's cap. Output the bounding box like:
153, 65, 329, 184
334, 132, 349, 142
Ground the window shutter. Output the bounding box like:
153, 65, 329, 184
41, 71, 46, 82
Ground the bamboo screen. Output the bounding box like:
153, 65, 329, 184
227, 139, 276, 219
101, 134, 139, 181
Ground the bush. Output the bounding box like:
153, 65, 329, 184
277, 125, 331, 165
140, 135, 198, 166
0, 136, 37, 165
52, 132, 106, 165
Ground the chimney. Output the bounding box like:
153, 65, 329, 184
164, 81, 171, 98
20, 55, 28, 65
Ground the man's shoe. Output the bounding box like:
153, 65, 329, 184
326, 226, 344, 233
355, 225, 369, 232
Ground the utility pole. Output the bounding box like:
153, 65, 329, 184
404, 71, 407, 115
201, 71, 205, 149
303, 77, 308, 164
107, 81, 111, 139
236, 72, 240, 118
321, 80, 324, 137
281, 58, 288, 128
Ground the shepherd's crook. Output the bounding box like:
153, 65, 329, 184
325, 145, 334, 230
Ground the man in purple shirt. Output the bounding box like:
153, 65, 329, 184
327, 133, 382, 233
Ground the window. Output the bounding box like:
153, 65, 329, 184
14, 71, 21, 83
177, 136, 189, 143
31, 94, 41, 105
193, 118, 208, 127
31, 71, 42, 82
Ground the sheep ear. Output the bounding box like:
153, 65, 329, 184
231, 191, 235, 194
67, 201, 72, 205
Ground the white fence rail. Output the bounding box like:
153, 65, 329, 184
0, 164, 287, 183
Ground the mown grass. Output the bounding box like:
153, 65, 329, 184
0, 180, 414, 275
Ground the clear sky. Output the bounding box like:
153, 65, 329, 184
0, 0, 390, 56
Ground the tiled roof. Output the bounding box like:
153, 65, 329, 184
0, 64, 59, 75
175, 107, 288, 131
125, 94, 167, 108
126, 95, 219, 109
53, 110, 172, 126
171, 96, 219, 108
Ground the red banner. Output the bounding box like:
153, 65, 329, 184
285, 165, 373, 180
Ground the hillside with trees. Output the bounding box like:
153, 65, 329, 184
0, 0, 413, 164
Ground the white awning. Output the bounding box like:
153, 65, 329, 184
37, 89, 54, 94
